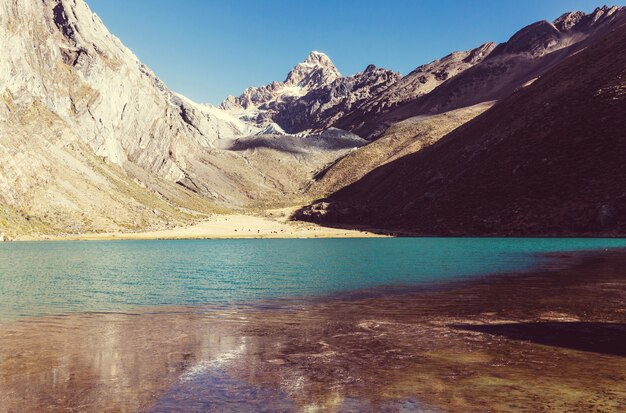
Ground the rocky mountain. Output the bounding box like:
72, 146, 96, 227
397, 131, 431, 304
2, 0, 624, 239
337, 5, 624, 139
0, 0, 365, 238
222, 52, 402, 134
334, 43, 496, 137
296, 7, 626, 236
220, 51, 341, 128
273, 64, 401, 134
223, 7, 623, 141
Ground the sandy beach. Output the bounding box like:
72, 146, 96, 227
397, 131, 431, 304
14, 209, 385, 241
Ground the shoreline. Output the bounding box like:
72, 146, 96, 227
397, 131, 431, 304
2, 249, 626, 411
11, 210, 388, 242
10, 215, 626, 242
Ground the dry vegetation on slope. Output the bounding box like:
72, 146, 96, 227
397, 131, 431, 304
305, 103, 492, 198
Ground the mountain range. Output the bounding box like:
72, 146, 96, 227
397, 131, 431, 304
0, 0, 624, 238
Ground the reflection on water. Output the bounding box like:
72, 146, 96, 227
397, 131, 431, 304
0, 308, 461, 412
1, 250, 626, 412
0, 310, 270, 412
3, 238, 626, 321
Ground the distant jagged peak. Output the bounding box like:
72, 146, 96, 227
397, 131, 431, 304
302, 51, 335, 67
221, 51, 341, 112
285, 50, 341, 88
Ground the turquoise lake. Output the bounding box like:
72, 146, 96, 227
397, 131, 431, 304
1, 238, 626, 322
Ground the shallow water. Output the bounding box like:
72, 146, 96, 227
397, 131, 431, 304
1, 238, 626, 321
1, 249, 626, 412
1, 240, 626, 412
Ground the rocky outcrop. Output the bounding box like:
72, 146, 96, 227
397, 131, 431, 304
554, 5, 621, 32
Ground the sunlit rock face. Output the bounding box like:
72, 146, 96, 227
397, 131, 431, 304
0, 0, 250, 235
0, 0, 370, 236
0, 0, 254, 175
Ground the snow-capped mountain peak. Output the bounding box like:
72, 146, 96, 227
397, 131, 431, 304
301, 51, 335, 68
220, 50, 401, 133
285, 51, 341, 88
219, 51, 343, 126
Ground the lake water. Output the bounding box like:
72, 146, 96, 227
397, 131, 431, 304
2, 238, 626, 322
2, 238, 626, 412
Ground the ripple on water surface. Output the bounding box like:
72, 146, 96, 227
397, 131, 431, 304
2, 238, 626, 321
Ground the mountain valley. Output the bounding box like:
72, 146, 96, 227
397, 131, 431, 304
0, 1, 624, 239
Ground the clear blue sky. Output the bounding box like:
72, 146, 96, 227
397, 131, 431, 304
86, 0, 616, 105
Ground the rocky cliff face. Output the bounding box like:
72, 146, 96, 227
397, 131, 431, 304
0, 0, 257, 178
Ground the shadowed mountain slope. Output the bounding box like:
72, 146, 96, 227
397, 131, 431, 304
296, 10, 626, 236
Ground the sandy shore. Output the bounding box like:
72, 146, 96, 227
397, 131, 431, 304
16, 209, 386, 241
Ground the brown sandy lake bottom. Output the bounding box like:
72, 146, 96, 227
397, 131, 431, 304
1, 250, 626, 412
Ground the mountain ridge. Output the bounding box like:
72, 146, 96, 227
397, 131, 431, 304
335, 5, 624, 139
